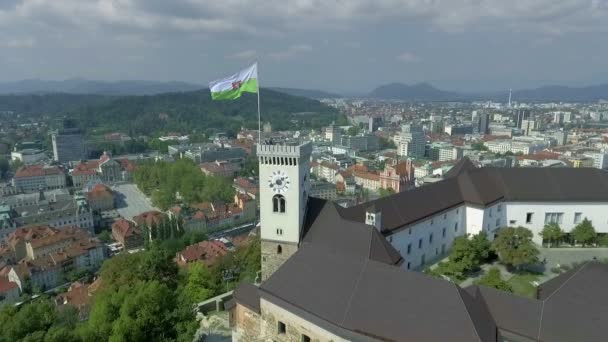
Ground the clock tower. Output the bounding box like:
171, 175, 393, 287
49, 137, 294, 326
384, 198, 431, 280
257, 141, 312, 281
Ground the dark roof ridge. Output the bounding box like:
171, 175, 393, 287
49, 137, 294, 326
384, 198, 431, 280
454, 284, 483, 342
542, 261, 590, 302
339, 258, 369, 326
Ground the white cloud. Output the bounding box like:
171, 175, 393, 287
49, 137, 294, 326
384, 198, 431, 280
1, 0, 606, 37
268, 44, 313, 60
228, 49, 257, 59
396, 52, 418, 63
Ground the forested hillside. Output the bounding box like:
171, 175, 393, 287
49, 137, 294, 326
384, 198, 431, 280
0, 89, 342, 135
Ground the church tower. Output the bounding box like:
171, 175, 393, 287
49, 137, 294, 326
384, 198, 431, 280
257, 141, 312, 281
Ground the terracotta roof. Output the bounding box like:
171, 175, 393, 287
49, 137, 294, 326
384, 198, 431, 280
176, 240, 229, 267
133, 211, 165, 227
517, 151, 562, 161
0, 277, 18, 293
87, 184, 113, 200
56, 281, 92, 309
117, 159, 136, 172
15, 165, 63, 178
112, 219, 139, 238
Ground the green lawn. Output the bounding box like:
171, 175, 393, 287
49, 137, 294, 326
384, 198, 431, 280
507, 274, 539, 298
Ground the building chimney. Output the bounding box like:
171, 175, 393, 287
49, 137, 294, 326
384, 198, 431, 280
365, 204, 382, 231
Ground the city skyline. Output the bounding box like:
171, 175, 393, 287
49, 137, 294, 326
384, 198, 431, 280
1, 1, 608, 92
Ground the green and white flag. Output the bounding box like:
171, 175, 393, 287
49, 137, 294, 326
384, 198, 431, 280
209, 63, 258, 100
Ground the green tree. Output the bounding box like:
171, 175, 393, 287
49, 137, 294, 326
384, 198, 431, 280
379, 137, 397, 149
239, 155, 259, 177
475, 268, 513, 293
0, 298, 79, 342
378, 187, 396, 198
347, 125, 360, 136
472, 142, 488, 151
539, 223, 565, 247
108, 281, 177, 342
571, 218, 597, 246
449, 232, 491, 273
181, 262, 215, 304
492, 227, 539, 270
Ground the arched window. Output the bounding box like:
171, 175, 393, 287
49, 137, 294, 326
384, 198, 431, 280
277, 245, 283, 254
273, 195, 286, 213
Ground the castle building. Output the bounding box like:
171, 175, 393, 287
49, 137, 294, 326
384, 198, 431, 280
227, 142, 608, 342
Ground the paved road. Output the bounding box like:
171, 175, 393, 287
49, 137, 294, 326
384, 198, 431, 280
112, 183, 158, 220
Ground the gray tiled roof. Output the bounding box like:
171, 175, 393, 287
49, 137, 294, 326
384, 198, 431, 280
261, 245, 496, 341
340, 158, 608, 232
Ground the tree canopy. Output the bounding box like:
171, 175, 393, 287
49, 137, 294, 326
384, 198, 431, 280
539, 223, 565, 247
492, 227, 539, 270
571, 218, 596, 246
133, 158, 235, 210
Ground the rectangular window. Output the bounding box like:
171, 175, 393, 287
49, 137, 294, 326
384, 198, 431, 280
454, 222, 458, 232
418, 239, 423, 249
489, 209, 493, 218
407, 262, 411, 270
496, 219, 500, 227
430, 219, 434, 225
574, 212, 582, 224
301, 335, 311, 342
456, 209, 459, 214
278, 322, 286, 334
526, 213, 533, 224
276, 228, 283, 236
509, 220, 516, 225
497, 204, 502, 212
429, 233, 433, 244
407, 243, 412, 254
544, 213, 564, 224
443, 214, 447, 220
442, 227, 446, 238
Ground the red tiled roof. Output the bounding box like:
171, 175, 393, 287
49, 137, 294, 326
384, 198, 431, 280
133, 211, 165, 227
112, 219, 139, 238
517, 151, 562, 161
0, 277, 18, 293
87, 184, 113, 200
15, 165, 63, 178
176, 240, 229, 267
117, 159, 136, 172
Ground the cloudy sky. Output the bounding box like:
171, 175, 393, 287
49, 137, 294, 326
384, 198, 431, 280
1, 0, 607, 92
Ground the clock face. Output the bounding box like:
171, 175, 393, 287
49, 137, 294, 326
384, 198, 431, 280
268, 170, 290, 194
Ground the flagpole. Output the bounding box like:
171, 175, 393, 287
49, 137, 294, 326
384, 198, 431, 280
257, 62, 261, 143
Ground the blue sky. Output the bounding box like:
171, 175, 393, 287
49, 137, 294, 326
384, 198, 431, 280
1, 0, 607, 92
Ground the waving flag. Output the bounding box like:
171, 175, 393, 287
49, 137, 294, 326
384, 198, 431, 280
209, 63, 258, 100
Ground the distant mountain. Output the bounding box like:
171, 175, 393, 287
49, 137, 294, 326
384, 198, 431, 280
511, 84, 608, 102
369, 82, 608, 102
270, 87, 341, 99
369, 82, 464, 101
0, 79, 204, 96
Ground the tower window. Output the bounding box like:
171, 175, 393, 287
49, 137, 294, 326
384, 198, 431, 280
277, 245, 283, 254
273, 195, 286, 213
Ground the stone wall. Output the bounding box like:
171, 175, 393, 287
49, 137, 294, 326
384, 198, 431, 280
260, 299, 351, 342
232, 304, 261, 342
261, 240, 298, 281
